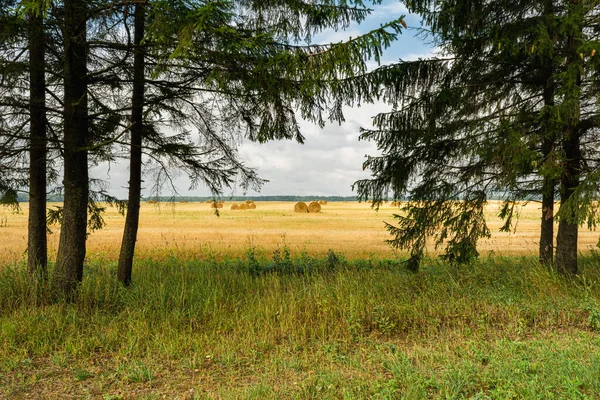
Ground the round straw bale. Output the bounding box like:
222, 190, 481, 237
245, 199, 254, 204
318, 200, 328, 205
231, 204, 239, 210
240, 203, 248, 210
308, 201, 321, 213
210, 202, 218, 208
294, 201, 308, 213
248, 203, 256, 209
217, 202, 223, 208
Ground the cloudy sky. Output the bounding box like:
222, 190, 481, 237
90, 1, 434, 199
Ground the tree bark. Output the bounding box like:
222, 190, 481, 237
539, 84, 555, 265
118, 4, 146, 286
53, 0, 89, 297
27, 8, 47, 276
555, 130, 579, 275
539, 161, 554, 265
555, 30, 581, 275
538, 0, 556, 266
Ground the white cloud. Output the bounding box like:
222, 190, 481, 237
371, 2, 409, 19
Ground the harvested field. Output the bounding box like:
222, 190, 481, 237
0, 201, 598, 263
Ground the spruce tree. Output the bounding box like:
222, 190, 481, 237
26, 0, 48, 275
0, 0, 28, 204
114, 0, 406, 286
0, 0, 49, 275
52, 0, 89, 296
118, 2, 146, 286
355, 0, 600, 273
1, 0, 406, 294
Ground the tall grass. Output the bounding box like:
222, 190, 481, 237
1, 249, 600, 398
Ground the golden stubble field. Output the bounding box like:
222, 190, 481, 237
0, 201, 598, 264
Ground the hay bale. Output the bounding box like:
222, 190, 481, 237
231, 204, 239, 210
205, 200, 212, 203
210, 202, 218, 208
294, 201, 308, 213
248, 203, 256, 209
146, 199, 157, 204
217, 202, 224, 209
318, 200, 328, 205
240, 203, 248, 210
308, 201, 321, 213
245, 200, 254, 204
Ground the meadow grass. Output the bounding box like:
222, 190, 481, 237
1, 248, 600, 399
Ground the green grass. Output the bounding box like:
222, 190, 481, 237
1, 249, 600, 398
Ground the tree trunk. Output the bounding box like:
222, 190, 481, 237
555, 30, 581, 275
555, 130, 579, 275
539, 92, 555, 264
538, 0, 556, 266
27, 8, 47, 276
53, 0, 89, 297
118, 4, 146, 286
539, 174, 554, 265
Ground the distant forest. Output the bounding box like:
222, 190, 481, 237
143, 195, 363, 202
17, 194, 364, 203
14, 193, 530, 203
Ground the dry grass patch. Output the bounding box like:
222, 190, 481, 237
0, 201, 599, 264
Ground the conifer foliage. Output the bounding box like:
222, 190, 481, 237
0, 1, 406, 296
356, 0, 600, 274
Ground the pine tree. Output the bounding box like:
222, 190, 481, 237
355, 0, 600, 273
